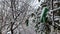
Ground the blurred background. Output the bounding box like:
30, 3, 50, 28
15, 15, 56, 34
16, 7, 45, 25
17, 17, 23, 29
0, 0, 60, 34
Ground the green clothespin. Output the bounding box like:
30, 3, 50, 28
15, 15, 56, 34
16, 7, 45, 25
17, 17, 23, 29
40, 7, 49, 23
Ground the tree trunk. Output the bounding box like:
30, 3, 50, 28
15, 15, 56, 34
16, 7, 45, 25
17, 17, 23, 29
11, 22, 13, 34
0, 29, 2, 34
0, 31, 2, 34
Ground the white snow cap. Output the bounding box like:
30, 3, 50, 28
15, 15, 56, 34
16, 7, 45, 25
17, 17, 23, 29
7, 31, 11, 34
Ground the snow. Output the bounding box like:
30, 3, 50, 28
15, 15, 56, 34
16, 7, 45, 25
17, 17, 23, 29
29, 0, 45, 9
